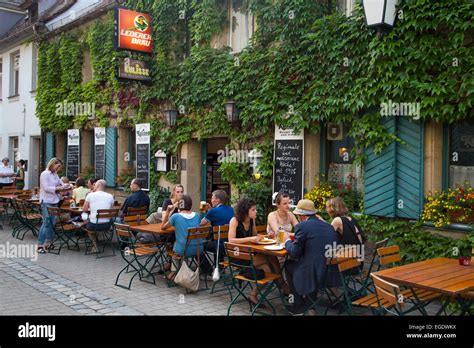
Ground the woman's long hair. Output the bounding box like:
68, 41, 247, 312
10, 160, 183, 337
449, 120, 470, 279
326, 197, 348, 217
234, 198, 256, 222
170, 184, 184, 202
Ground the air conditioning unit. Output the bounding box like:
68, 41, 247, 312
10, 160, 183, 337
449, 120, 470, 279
327, 123, 344, 140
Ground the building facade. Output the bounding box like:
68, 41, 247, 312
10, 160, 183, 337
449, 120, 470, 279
32, 0, 473, 224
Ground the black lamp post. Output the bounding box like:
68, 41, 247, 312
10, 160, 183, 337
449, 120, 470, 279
362, 0, 397, 37
225, 101, 239, 125
164, 109, 178, 128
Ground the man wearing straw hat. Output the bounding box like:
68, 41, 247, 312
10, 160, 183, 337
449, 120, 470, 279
282, 199, 338, 315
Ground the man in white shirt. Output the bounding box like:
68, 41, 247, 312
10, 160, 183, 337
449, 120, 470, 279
0, 158, 14, 188
81, 179, 114, 253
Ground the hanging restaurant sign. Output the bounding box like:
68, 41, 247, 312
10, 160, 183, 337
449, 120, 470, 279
118, 58, 152, 82
115, 7, 153, 53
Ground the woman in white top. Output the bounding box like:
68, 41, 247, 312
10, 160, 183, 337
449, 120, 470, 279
267, 192, 299, 238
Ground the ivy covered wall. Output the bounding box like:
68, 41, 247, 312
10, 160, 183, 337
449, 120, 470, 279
36, 0, 473, 190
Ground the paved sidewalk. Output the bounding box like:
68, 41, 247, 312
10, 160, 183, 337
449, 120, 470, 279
0, 222, 274, 316
0, 220, 444, 316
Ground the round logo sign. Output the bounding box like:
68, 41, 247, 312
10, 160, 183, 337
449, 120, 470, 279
134, 15, 149, 32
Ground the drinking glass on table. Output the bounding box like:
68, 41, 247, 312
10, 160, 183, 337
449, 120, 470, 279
277, 226, 285, 245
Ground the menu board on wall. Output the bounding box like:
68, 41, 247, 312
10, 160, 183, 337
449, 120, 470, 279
135, 123, 150, 191
66, 129, 80, 181
273, 126, 304, 207
94, 127, 106, 180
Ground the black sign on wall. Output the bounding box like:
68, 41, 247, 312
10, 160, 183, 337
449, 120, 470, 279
94, 128, 106, 180
136, 143, 150, 190
66, 129, 80, 181
136, 124, 150, 191
273, 127, 304, 206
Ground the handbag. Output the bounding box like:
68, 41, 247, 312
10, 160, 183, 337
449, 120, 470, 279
174, 260, 200, 292
174, 237, 201, 292
212, 226, 221, 282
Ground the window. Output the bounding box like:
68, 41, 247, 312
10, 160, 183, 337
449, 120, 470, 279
31, 44, 38, 91
325, 124, 362, 192
9, 136, 19, 163
337, 0, 356, 17
229, 2, 255, 53
0, 58, 3, 100
449, 120, 474, 187
10, 51, 20, 96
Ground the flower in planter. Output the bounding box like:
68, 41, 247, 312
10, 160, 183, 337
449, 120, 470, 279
421, 183, 474, 227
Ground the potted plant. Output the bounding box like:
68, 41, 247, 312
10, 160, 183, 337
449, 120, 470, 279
421, 183, 474, 227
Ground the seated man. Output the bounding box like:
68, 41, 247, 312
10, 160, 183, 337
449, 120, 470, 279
81, 179, 114, 253
199, 190, 234, 274
117, 178, 150, 221
283, 199, 338, 315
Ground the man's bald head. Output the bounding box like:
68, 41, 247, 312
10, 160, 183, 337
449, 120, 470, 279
95, 179, 107, 191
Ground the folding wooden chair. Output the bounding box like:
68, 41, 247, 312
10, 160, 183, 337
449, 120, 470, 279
47, 207, 80, 255
83, 209, 118, 258
114, 223, 160, 290
11, 199, 41, 240
224, 242, 282, 316
325, 257, 366, 315
123, 214, 148, 227
370, 274, 436, 316
353, 238, 389, 293
209, 225, 233, 295
255, 225, 267, 234
352, 245, 441, 315
125, 206, 148, 216
167, 226, 211, 291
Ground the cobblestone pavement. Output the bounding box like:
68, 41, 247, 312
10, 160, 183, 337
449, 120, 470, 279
0, 220, 443, 316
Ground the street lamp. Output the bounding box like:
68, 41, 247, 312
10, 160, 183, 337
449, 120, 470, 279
164, 109, 178, 128
248, 148, 262, 178
225, 101, 239, 125
362, 0, 397, 37
155, 150, 168, 172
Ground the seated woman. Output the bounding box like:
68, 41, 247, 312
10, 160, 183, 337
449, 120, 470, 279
228, 198, 288, 305
326, 197, 367, 276
162, 194, 202, 277
72, 178, 89, 204
266, 192, 298, 239
326, 197, 366, 246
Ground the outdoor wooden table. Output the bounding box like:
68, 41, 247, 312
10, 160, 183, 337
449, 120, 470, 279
374, 257, 474, 315
129, 223, 175, 235
0, 194, 17, 200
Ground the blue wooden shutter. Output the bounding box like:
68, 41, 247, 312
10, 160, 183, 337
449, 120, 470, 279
105, 127, 117, 186
45, 132, 55, 166
364, 117, 423, 219
395, 118, 423, 219
364, 117, 397, 217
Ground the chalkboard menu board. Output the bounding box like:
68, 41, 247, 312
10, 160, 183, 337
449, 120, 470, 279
94, 128, 106, 180
66, 129, 80, 181
273, 127, 304, 206
135, 123, 150, 191
136, 144, 150, 190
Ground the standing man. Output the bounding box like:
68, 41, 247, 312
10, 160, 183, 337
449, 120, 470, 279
0, 157, 15, 188
117, 178, 150, 220
283, 199, 338, 315
37, 158, 70, 254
